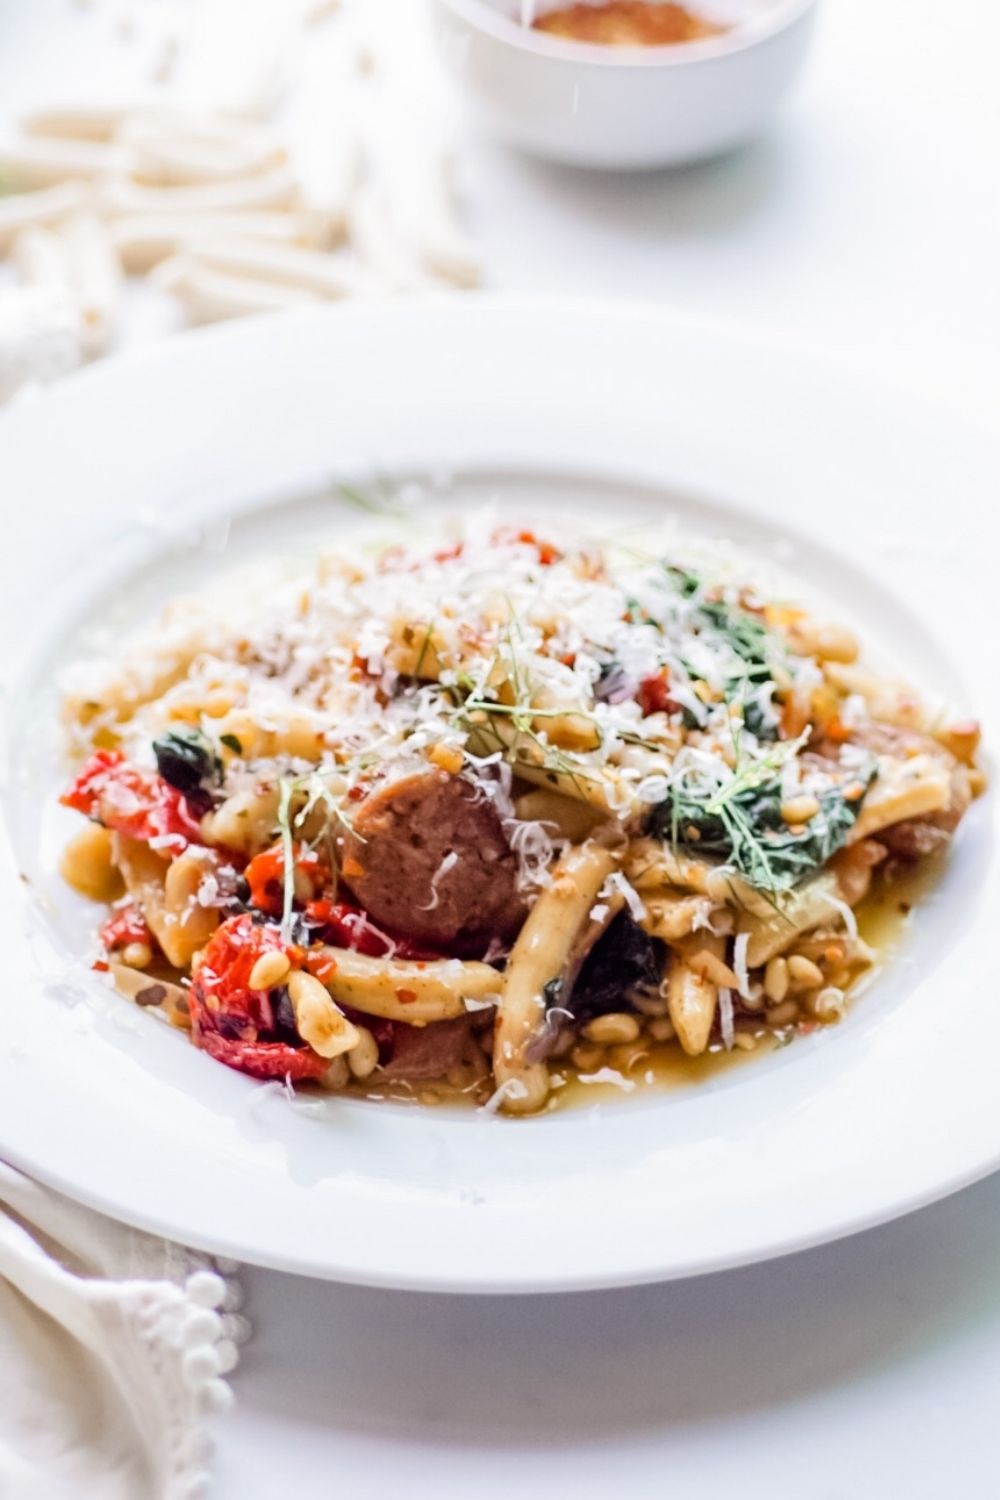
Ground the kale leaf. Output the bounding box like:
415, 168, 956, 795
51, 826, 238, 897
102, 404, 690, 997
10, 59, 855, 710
570, 913, 666, 1021
152, 726, 221, 795
650, 770, 875, 894
664, 565, 778, 738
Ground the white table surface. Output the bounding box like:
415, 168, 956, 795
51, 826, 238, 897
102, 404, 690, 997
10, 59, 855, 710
3, 1, 999, 1496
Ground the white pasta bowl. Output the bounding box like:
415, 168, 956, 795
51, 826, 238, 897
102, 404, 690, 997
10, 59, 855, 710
431, 0, 819, 168
0, 298, 996, 1292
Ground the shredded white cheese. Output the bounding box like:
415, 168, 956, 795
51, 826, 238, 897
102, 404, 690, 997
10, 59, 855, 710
577, 1068, 636, 1093
732, 932, 751, 1000
827, 896, 859, 943
718, 987, 735, 1051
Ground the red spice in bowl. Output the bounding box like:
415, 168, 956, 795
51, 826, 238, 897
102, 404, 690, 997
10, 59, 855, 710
533, 1, 727, 46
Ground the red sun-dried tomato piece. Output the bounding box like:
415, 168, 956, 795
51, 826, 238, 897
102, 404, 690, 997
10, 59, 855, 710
304, 898, 443, 961
61, 749, 203, 850
195, 1029, 328, 1081
245, 843, 330, 918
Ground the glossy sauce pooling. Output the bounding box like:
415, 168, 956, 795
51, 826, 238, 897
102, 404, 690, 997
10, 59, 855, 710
343, 859, 937, 1114
533, 2, 727, 46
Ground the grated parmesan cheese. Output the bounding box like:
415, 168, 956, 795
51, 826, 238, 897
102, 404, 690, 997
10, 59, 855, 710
718, 987, 735, 1051
732, 931, 751, 999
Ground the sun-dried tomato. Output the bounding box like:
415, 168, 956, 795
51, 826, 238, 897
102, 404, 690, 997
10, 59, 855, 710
192, 914, 292, 1026
61, 749, 203, 850
189, 914, 326, 1080
245, 843, 329, 917
303, 898, 441, 961
195, 1029, 328, 1081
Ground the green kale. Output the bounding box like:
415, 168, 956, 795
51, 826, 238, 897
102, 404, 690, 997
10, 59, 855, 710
664, 565, 778, 737
650, 759, 876, 894
152, 727, 221, 795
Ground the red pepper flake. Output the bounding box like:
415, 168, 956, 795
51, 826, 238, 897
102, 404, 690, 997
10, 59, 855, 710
395, 988, 417, 1005
305, 952, 338, 982
92, 959, 109, 973
637, 671, 679, 717
491, 527, 561, 565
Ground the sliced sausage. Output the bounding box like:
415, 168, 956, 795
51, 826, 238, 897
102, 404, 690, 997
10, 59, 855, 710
339, 770, 526, 950
379, 1015, 482, 1081
879, 764, 972, 862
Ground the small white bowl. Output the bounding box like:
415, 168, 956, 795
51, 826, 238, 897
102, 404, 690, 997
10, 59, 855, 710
432, 0, 819, 169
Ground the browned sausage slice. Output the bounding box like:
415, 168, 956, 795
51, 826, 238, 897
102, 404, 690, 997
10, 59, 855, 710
878, 764, 973, 861
339, 770, 526, 950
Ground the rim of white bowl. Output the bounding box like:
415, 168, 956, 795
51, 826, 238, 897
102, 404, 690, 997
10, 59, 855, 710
436, 0, 819, 69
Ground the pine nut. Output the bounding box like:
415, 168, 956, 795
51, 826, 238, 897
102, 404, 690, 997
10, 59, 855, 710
731, 1032, 757, 1051
764, 957, 789, 1003
571, 1043, 604, 1072
347, 1027, 380, 1079
648, 1017, 676, 1042
765, 1000, 798, 1026
608, 1042, 649, 1073
320, 1055, 350, 1090
788, 955, 824, 989
688, 950, 740, 989
633, 992, 669, 1017
248, 949, 291, 991
583, 1012, 640, 1046
122, 941, 153, 970
427, 741, 464, 775
781, 796, 820, 825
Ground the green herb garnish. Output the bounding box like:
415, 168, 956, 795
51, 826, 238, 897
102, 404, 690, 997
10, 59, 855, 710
651, 751, 876, 894
275, 777, 297, 942
664, 564, 779, 737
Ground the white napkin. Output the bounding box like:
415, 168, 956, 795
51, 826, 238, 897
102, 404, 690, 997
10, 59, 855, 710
0, 1164, 246, 1500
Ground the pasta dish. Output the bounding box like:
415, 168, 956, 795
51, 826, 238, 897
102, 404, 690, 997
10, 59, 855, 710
57, 517, 983, 1114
